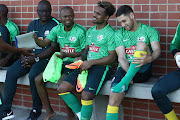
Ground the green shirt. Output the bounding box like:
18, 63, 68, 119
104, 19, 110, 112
86, 23, 115, 61
47, 23, 86, 62
5, 19, 20, 44
170, 22, 180, 52
115, 22, 160, 63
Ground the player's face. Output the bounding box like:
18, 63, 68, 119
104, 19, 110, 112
37, 3, 51, 23
117, 14, 134, 31
60, 9, 74, 28
92, 6, 107, 24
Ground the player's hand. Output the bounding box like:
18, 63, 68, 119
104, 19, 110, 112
74, 57, 82, 62
56, 51, 66, 59
80, 60, 93, 70
20, 48, 34, 56
0, 57, 8, 67
132, 52, 149, 68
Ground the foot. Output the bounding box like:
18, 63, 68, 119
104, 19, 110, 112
26, 109, 41, 120
44, 111, 56, 120
2, 109, 14, 120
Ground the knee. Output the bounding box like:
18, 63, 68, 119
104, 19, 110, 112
35, 75, 43, 86
28, 72, 36, 82
151, 85, 164, 98
81, 91, 95, 100
57, 82, 72, 94
136, 42, 147, 51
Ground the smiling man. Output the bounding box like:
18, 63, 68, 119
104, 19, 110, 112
55, 1, 116, 120
106, 5, 161, 120
34, 6, 86, 120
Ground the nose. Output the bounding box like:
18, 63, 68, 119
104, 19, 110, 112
121, 23, 125, 27
93, 12, 96, 18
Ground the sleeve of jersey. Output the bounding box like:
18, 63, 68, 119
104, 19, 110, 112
79, 31, 86, 50
27, 21, 34, 33
148, 27, 160, 43
115, 29, 124, 48
107, 31, 115, 51
170, 23, 180, 53
46, 26, 58, 43
11, 27, 19, 42
85, 30, 90, 46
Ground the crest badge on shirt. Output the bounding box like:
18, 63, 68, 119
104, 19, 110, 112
97, 35, 103, 41
44, 30, 50, 37
69, 37, 76, 42
137, 37, 145, 42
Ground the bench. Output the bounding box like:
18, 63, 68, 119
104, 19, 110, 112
1, 70, 180, 120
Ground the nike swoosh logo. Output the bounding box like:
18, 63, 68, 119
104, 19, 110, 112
7, 111, 12, 116
89, 87, 95, 90
88, 36, 92, 37
123, 39, 129, 42
59, 36, 64, 38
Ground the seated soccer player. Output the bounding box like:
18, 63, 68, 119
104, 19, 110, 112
151, 22, 180, 120
106, 5, 161, 120
34, 6, 86, 120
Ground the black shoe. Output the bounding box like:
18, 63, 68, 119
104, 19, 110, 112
26, 109, 41, 120
2, 109, 14, 120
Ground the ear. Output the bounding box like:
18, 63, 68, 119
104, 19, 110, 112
105, 15, 109, 21
130, 12, 134, 19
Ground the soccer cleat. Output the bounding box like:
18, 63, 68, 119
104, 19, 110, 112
2, 109, 14, 120
76, 70, 88, 92
65, 60, 83, 69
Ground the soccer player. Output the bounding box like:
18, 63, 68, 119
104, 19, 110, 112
0, 4, 20, 67
106, 5, 161, 120
57, 1, 116, 120
151, 23, 180, 120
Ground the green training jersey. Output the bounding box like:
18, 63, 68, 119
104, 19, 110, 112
86, 23, 115, 61
115, 21, 160, 63
47, 23, 86, 62
5, 19, 20, 44
170, 22, 180, 52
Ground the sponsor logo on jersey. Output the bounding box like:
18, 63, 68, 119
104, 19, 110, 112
62, 45, 75, 53
97, 35, 103, 41
137, 36, 145, 42
125, 45, 136, 55
69, 37, 76, 42
44, 30, 50, 37
89, 43, 100, 52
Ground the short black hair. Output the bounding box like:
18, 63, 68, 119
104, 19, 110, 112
60, 6, 74, 15
116, 5, 133, 17
0, 4, 8, 18
97, 1, 115, 17
38, 0, 51, 10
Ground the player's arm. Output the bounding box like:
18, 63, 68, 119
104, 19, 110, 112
80, 50, 116, 70
0, 36, 34, 56
116, 46, 129, 72
34, 35, 52, 48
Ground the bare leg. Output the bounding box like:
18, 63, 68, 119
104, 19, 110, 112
108, 91, 125, 107
35, 72, 56, 120
57, 74, 76, 120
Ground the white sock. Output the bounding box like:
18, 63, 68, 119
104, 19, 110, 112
176, 55, 180, 68
76, 112, 81, 119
